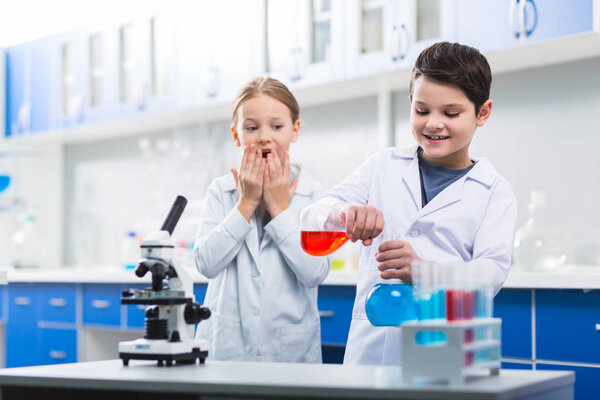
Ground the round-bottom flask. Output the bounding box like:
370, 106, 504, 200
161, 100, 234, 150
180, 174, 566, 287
365, 282, 417, 326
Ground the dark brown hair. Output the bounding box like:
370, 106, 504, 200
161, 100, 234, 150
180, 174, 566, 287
409, 42, 491, 115
232, 77, 300, 126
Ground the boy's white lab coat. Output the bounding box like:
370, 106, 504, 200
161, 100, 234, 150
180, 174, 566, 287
194, 167, 330, 363
320, 145, 517, 365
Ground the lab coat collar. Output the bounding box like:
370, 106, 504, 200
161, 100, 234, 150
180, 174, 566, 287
394, 145, 497, 217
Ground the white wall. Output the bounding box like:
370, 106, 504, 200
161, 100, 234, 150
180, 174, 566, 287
3, 56, 600, 268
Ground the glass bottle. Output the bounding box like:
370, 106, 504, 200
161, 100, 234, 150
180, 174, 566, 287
365, 233, 417, 326
513, 190, 565, 272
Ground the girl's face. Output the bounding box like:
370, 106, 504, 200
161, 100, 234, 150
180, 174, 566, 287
231, 93, 300, 164
410, 76, 492, 169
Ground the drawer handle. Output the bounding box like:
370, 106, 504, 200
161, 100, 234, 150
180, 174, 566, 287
137, 305, 146, 310
596, 324, 600, 331
49, 350, 67, 360
49, 298, 67, 307
319, 310, 335, 318
91, 300, 111, 309
14, 296, 31, 306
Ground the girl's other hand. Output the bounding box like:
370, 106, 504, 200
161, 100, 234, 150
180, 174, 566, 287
263, 151, 297, 218
375, 240, 421, 283
337, 204, 384, 246
233, 144, 265, 222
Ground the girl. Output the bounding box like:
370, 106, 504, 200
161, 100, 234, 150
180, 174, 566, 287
194, 77, 330, 363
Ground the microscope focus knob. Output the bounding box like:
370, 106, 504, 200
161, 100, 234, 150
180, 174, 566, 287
184, 302, 211, 324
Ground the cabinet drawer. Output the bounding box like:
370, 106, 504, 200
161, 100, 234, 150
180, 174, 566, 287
39, 327, 77, 365
39, 284, 77, 323
6, 283, 40, 367
82, 284, 122, 327
501, 361, 532, 370
317, 285, 355, 345
494, 289, 532, 359
536, 289, 600, 363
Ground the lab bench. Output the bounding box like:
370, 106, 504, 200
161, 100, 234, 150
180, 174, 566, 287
1, 267, 599, 399
0, 359, 574, 400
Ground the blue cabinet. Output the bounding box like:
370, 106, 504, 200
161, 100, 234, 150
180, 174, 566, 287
493, 289, 533, 360
5, 44, 30, 136
38, 284, 77, 323
455, 0, 595, 53
536, 289, 600, 364
6, 283, 40, 367
82, 284, 122, 327
39, 327, 77, 365
537, 363, 597, 400
317, 285, 355, 346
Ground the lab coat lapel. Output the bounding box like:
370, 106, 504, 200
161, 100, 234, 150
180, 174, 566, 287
418, 175, 464, 219
402, 156, 422, 211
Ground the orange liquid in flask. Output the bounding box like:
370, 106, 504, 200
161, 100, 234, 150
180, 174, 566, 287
301, 231, 349, 256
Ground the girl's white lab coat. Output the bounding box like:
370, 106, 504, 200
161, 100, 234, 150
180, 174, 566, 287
194, 167, 330, 363
320, 145, 517, 366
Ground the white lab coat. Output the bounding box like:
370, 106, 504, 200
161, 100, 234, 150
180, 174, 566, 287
194, 166, 330, 363
319, 145, 517, 365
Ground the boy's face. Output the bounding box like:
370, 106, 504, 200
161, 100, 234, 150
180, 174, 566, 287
231, 93, 300, 164
410, 76, 492, 169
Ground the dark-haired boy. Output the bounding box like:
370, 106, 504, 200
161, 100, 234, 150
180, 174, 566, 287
316, 41, 517, 365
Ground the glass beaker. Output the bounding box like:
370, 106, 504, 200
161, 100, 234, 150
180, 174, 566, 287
365, 233, 417, 326
300, 203, 349, 256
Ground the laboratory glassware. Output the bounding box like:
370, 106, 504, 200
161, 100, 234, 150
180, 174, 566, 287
300, 203, 349, 256
365, 233, 417, 326
513, 190, 565, 272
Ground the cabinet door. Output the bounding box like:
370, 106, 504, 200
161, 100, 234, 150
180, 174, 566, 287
346, 0, 455, 78
317, 285, 356, 345
82, 284, 122, 328
493, 289, 532, 360
456, 0, 595, 54
536, 289, 600, 364
55, 32, 87, 130
6, 283, 40, 367
39, 327, 77, 365
5, 44, 28, 136
537, 363, 590, 400
265, 0, 344, 88
39, 284, 77, 323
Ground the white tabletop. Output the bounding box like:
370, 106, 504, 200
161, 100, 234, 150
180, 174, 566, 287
0, 359, 574, 400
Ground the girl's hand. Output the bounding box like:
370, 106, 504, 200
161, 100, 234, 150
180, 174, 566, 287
375, 240, 421, 283
263, 151, 298, 218
232, 144, 265, 222
336, 204, 384, 246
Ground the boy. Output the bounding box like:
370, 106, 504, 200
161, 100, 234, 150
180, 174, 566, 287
316, 42, 517, 365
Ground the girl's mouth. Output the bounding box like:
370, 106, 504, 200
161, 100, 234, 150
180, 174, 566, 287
262, 149, 271, 158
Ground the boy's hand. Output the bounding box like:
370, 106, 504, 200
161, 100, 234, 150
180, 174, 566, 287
337, 204, 384, 246
232, 144, 265, 222
375, 239, 421, 283
263, 151, 297, 218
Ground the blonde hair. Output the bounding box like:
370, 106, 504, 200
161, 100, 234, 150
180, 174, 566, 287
232, 77, 300, 126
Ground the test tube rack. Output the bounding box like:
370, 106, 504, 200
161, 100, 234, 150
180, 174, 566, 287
401, 318, 501, 386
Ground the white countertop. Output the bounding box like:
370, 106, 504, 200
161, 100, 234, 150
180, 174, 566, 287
0, 359, 574, 400
2, 264, 600, 289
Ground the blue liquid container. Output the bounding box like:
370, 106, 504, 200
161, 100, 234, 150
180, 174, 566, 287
365, 283, 417, 326
0, 175, 10, 193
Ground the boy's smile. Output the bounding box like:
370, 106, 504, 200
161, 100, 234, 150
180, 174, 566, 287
410, 76, 492, 169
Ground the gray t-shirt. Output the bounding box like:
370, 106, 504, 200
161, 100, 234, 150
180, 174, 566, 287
417, 147, 476, 207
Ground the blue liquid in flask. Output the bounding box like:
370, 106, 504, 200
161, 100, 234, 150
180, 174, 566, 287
365, 283, 417, 326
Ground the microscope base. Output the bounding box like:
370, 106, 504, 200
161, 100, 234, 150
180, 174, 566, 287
119, 338, 209, 367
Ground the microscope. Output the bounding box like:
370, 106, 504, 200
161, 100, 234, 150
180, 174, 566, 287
119, 195, 211, 366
